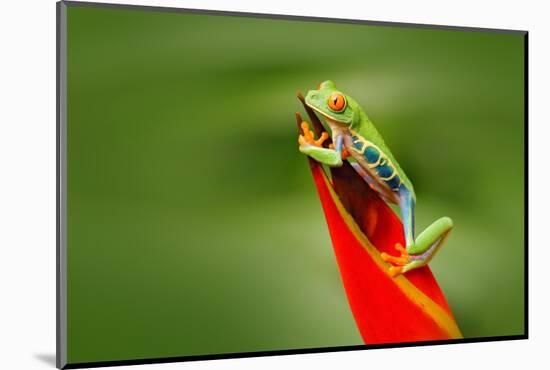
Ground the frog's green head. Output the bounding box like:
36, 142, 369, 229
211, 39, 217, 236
305, 80, 359, 128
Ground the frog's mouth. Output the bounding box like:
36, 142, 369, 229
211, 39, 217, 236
304, 104, 349, 133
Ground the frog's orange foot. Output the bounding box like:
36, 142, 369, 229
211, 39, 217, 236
381, 243, 410, 277
298, 121, 329, 148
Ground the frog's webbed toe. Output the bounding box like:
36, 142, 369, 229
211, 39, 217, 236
298, 121, 329, 148
381, 243, 411, 277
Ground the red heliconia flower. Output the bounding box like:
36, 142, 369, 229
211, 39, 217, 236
296, 95, 462, 344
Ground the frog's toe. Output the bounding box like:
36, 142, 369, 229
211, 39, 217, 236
313, 132, 329, 147
299, 121, 329, 148
380, 243, 410, 266
298, 134, 310, 147
388, 265, 404, 277
381, 243, 413, 277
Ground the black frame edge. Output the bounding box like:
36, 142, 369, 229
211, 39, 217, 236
523, 31, 529, 338
63, 335, 527, 369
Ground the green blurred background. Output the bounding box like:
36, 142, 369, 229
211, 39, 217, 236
66, 4, 525, 364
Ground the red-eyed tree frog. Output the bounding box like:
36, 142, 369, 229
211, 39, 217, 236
298, 80, 453, 277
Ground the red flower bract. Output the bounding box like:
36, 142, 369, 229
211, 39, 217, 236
296, 95, 462, 344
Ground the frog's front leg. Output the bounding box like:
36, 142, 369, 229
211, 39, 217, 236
381, 186, 453, 277
298, 121, 346, 167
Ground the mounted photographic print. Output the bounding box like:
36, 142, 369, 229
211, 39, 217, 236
57, 1, 527, 368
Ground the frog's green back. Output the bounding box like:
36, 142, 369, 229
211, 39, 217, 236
352, 104, 415, 195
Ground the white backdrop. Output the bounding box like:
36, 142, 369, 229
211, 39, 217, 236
0, 0, 545, 369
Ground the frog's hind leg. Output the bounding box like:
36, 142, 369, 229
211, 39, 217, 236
398, 186, 416, 248
381, 186, 453, 276
381, 186, 416, 276
403, 216, 453, 274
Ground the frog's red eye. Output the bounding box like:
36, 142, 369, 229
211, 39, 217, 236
328, 92, 346, 112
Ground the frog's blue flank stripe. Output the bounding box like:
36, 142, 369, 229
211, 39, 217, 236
365, 146, 381, 164
375, 161, 394, 179
351, 133, 402, 191
385, 176, 402, 190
